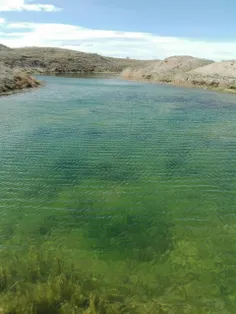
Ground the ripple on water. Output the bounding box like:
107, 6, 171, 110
1, 76, 236, 313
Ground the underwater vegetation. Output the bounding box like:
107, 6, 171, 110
1, 225, 236, 314
1, 174, 236, 314
0, 246, 141, 314
1, 77, 236, 313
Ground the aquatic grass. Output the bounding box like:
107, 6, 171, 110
0, 246, 142, 314
1, 222, 236, 314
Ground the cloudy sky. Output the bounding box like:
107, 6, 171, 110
0, 0, 236, 60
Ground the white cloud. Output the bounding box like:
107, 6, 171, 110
0, 0, 61, 12
0, 17, 5, 23
1, 20, 236, 61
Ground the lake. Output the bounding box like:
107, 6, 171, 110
1, 75, 236, 313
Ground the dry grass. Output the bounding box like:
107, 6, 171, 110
0, 63, 41, 95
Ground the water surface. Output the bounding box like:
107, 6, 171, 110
1, 76, 236, 313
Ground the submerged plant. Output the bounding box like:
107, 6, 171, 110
0, 246, 142, 314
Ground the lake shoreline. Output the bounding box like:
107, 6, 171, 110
0, 66, 42, 97
2, 71, 236, 98
0, 81, 43, 97
121, 75, 236, 95
122, 56, 236, 95
0, 72, 119, 97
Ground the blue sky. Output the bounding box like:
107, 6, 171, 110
0, 0, 236, 60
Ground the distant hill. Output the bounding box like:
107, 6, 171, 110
0, 44, 155, 95
122, 56, 214, 82
0, 45, 153, 74
0, 44, 11, 51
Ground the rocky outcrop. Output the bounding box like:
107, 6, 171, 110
0, 63, 41, 96
177, 61, 236, 91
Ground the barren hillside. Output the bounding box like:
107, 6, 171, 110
122, 56, 214, 82
176, 60, 236, 91
0, 46, 153, 74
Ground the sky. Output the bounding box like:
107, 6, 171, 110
0, 0, 236, 60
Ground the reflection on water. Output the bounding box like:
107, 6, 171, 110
1, 76, 236, 313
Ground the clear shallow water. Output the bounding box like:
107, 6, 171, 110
1, 76, 236, 312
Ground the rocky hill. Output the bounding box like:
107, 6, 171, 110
0, 46, 153, 74
0, 63, 41, 95
122, 56, 236, 92
178, 60, 236, 91
0, 44, 155, 95
122, 56, 214, 82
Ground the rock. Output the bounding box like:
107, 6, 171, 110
177, 60, 236, 91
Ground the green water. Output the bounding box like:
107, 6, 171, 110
1, 75, 236, 313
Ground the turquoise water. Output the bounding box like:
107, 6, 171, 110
1, 75, 236, 312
